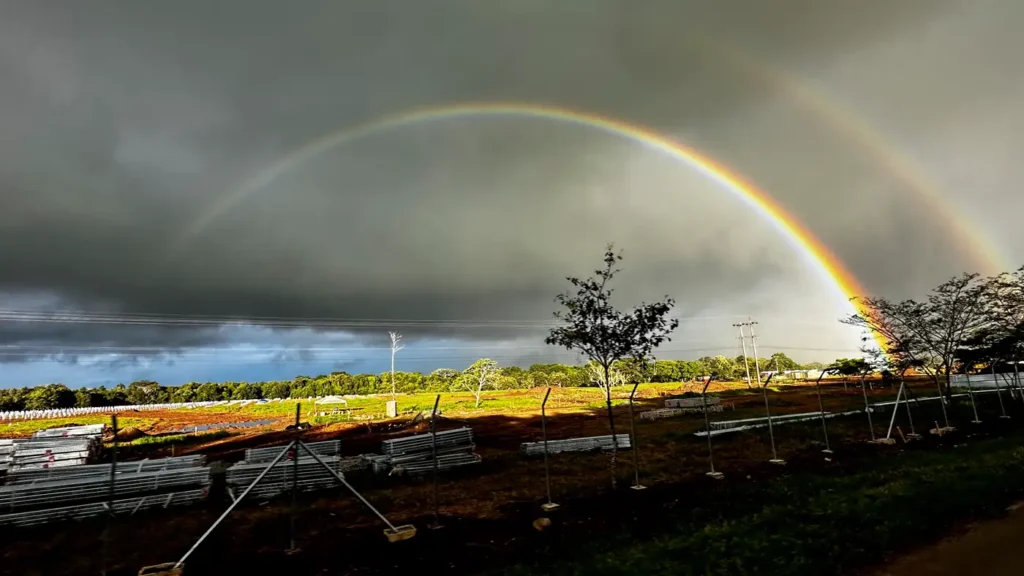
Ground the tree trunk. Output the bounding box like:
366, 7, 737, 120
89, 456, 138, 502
603, 364, 617, 489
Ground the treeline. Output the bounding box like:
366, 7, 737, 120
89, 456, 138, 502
0, 353, 831, 411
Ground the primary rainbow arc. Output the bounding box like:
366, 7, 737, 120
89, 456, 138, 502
172, 101, 887, 351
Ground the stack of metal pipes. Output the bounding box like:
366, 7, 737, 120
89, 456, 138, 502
520, 434, 631, 456
372, 427, 480, 475
0, 457, 211, 527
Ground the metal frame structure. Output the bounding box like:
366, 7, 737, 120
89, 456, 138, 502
168, 438, 415, 572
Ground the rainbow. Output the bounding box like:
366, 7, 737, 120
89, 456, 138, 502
172, 102, 886, 349
704, 39, 1009, 274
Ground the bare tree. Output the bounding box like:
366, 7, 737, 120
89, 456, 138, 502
587, 361, 626, 394
388, 331, 404, 402
455, 358, 501, 408
843, 273, 987, 405
546, 245, 678, 487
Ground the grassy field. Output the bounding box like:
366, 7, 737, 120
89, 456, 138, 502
497, 433, 1024, 576
0, 382, 756, 437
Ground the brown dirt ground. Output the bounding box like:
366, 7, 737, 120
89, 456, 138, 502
870, 503, 1024, 576
0, 380, 990, 576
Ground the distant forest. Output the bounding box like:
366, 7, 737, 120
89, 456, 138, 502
0, 353, 838, 411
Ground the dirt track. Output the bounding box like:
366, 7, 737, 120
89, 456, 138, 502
873, 503, 1024, 576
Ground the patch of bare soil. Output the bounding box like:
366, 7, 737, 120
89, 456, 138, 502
871, 503, 1024, 576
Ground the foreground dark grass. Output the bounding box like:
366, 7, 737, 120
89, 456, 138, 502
497, 432, 1024, 576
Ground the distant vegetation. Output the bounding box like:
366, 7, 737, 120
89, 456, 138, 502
0, 352, 831, 412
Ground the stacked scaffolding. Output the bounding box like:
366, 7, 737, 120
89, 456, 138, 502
0, 457, 211, 527
244, 440, 340, 463
367, 427, 480, 475
520, 434, 631, 456
0, 424, 106, 471
226, 441, 372, 500
4, 455, 205, 486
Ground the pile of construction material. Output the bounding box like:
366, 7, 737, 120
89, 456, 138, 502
665, 396, 721, 410
225, 440, 369, 501
520, 434, 630, 456
3, 455, 205, 486
0, 424, 105, 472
0, 455, 210, 527
694, 410, 863, 437
365, 427, 480, 476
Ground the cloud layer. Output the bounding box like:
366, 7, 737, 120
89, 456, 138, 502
1, 0, 1022, 384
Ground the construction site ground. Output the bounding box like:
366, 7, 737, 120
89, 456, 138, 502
2, 379, 1018, 575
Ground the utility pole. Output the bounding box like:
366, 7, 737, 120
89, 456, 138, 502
748, 319, 762, 387
734, 323, 752, 388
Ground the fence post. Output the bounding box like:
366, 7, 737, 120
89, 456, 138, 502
288, 402, 300, 553
963, 369, 982, 423
814, 370, 833, 456
628, 382, 645, 489
429, 394, 442, 529
701, 377, 722, 479
540, 388, 559, 511
760, 374, 783, 465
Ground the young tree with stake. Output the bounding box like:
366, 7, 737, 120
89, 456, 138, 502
546, 245, 679, 488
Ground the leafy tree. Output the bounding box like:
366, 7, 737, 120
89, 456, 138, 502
981, 267, 1024, 372
0, 388, 28, 411
25, 384, 75, 410
195, 382, 223, 402
769, 352, 800, 372
843, 273, 987, 428
126, 380, 167, 405
263, 380, 291, 399
700, 356, 739, 380
546, 246, 678, 486
101, 384, 128, 406
454, 358, 501, 408
231, 382, 262, 400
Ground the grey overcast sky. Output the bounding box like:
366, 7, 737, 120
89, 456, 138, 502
1, 0, 1022, 387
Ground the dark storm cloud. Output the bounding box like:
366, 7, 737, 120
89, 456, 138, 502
1, 0, 1019, 367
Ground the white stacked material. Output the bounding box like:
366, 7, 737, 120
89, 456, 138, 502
8, 437, 100, 470
373, 428, 480, 475
245, 440, 340, 464
31, 424, 105, 439
0, 466, 211, 512
520, 434, 631, 456
694, 410, 863, 437
225, 454, 344, 501
0, 401, 231, 422
665, 396, 719, 409
708, 411, 826, 431
641, 403, 724, 421
0, 489, 206, 528
4, 455, 205, 486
